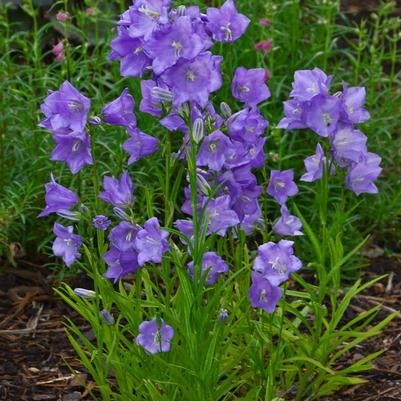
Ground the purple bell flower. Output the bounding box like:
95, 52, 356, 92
304, 95, 341, 137
51, 131, 93, 174
52, 223, 82, 267
300, 143, 327, 182
289, 68, 332, 101
93, 215, 111, 231
249, 274, 282, 313
139, 80, 163, 117
253, 240, 302, 286
39, 173, 78, 217
232, 67, 271, 107
227, 108, 268, 142
145, 16, 205, 74
187, 251, 229, 285
123, 128, 160, 165
99, 171, 134, 208
110, 33, 151, 77
206, 0, 250, 43
205, 195, 240, 236
273, 205, 303, 236
197, 130, 234, 171
330, 124, 367, 167
40, 81, 90, 132
135, 217, 169, 266
161, 52, 223, 107
136, 318, 174, 355
346, 152, 382, 196
277, 99, 308, 130
108, 221, 139, 252
267, 169, 298, 205
102, 88, 136, 128
340, 84, 370, 124
103, 246, 140, 282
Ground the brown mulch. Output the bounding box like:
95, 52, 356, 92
0, 266, 95, 401
0, 254, 400, 401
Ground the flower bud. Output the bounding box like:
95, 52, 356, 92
74, 288, 96, 299
89, 116, 101, 125
56, 209, 81, 221
192, 118, 204, 144
220, 102, 232, 119
113, 207, 130, 221
100, 309, 115, 325
177, 5, 186, 16
196, 172, 211, 196
151, 87, 173, 103
218, 308, 229, 322
56, 10, 69, 22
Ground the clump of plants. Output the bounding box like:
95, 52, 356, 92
38, 1, 394, 400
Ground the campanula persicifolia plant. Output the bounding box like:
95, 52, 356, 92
38, 1, 394, 400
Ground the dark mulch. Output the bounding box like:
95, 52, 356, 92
0, 254, 400, 401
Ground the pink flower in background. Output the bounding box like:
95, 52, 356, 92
52, 41, 65, 62
259, 18, 271, 27
56, 10, 70, 22
264, 69, 271, 81
255, 39, 272, 53
85, 7, 96, 16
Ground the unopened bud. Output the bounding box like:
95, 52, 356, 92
177, 5, 186, 16
220, 102, 232, 119
113, 207, 130, 220
89, 116, 101, 125
56, 209, 81, 221
151, 86, 173, 102
196, 172, 211, 196
74, 288, 96, 299
192, 118, 204, 144
100, 309, 115, 325
218, 308, 229, 322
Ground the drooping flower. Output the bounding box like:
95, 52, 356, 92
139, 80, 163, 117
276, 99, 308, 130
92, 215, 111, 231
232, 67, 271, 106
109, 33, 151, 77
197, 130, 234, 171
289, 68, 332, 102
145, 16, 205, 74
52, 223, 82, 267
206, 0, 250, 43
102, 88, 136, 128
136, 318, 174, 354
51, 131, 93, 174
103, 246, 140, 282
108, 221, 139, 252
267, 169, 298, 205
345, 152, 382, 196
249, 274, 282, 313
99, 171, 134, 208
123, 129, 160, 165
253, 240, 302, 286
135, 217, 169, 266
40, 81, 90, 132
205, 195, 240, 235
39, 173, 78, 217
304, 95, 341, 137
161, 52, 223, 107
273, 205, 303, 236
340, 84, 370, 124
187, 251, 229, 285
300, 143, 327, 182
330, 124, 367, 167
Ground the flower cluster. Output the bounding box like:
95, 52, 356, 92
278, 68, 382, 195
40, 81, 93, 174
